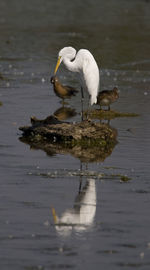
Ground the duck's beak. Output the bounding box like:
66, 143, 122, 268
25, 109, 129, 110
54, 56, 61, 75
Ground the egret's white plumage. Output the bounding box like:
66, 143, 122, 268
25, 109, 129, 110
54, 47, 100, 105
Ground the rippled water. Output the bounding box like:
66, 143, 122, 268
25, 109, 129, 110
0, 0, 150, 269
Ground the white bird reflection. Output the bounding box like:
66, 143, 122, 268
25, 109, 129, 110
51, 179, 96, 237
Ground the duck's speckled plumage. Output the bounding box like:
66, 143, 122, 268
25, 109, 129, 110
97, 87, 119, 110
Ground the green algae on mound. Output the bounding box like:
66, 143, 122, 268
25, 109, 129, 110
0, 73, 7, 81
26, 169, 131, 182
102, 173, 131, 182
0, 73, 4, 80
120, 175, 131, 182
87, 109, 139, 120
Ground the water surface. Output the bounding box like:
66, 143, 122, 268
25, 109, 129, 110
0, 0, 150, 269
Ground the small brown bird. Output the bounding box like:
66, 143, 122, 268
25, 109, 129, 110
51, 76, 78, 102
97, 87, 119, 110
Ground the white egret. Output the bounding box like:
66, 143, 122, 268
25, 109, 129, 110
54, 47, 100, 106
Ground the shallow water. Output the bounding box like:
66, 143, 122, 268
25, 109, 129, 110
0, 0, 150, 269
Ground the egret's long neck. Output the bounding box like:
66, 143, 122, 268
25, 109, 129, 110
63, 57, 79, 73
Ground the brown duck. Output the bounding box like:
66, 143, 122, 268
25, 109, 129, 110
51, 76, 78, 101
97, 87, 119, 110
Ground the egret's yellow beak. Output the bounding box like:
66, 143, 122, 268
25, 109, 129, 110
54, 56, 61, 75
51, 206, 58, 224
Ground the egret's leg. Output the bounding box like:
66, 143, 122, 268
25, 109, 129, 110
79, 179, 82, 194
62, 98, 65, 107
81, 87, 84, 121
81, 86, 84, 99
79, 162, 83, 193
86, 96, 90, 120
107, 119, 110, 125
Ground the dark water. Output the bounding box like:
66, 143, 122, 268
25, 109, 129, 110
0, 0, 150, 269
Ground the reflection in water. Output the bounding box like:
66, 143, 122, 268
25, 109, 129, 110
51, 179, 96, 237
54, 106, 77, 121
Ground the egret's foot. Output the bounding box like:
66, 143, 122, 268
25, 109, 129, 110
87, 117, 92, 122
85, 112, 92, 122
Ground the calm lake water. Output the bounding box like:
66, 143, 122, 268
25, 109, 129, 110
0, 0, 150, 269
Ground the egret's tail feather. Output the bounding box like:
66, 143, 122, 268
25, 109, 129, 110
90, 95, 97, 105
